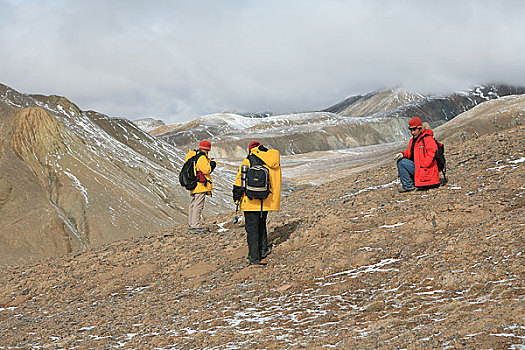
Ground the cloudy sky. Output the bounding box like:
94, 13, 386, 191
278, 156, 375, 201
1, 0, 524, 123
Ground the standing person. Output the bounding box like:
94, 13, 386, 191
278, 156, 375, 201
394, 116, 440, 192
186, 140, 216, 234
233, 142, 281, 266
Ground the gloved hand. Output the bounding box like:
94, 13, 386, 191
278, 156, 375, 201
394, 153, 404, 162
232, 185, 243, 202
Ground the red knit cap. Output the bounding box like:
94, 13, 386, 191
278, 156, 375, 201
248, 141, 261, 151
408, 116, 423, 128
199, 140, 211, 150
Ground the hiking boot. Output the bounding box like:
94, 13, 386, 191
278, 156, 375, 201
247, 263, 264, 268
398, 187, 415, 193
188, 228, 206, 234
261, 245, 272, 259
246, 259, 267, 267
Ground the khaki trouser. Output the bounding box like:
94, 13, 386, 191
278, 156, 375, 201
188, 192, 206, 229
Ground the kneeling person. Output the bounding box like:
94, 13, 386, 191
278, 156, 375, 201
394, 117, 440, 192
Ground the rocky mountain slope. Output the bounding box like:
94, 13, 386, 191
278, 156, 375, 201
322, 87, 424, 117
0, 84, 231, 265
0, 119, 523, 348
154, 84, 524, 159
367, 84, 525, 125
159, 111, 409, 159
132, 117, 165, 132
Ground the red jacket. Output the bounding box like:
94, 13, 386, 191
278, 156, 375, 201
401, 129, 440, 187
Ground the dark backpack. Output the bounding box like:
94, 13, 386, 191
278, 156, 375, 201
179, 153, 202, 190
245, 154, 270, 200
423, 135, 447, 180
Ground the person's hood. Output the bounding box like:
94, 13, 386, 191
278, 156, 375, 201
186, 149, 207, 160
249, 146, 280, 169
422, 129, 434, 137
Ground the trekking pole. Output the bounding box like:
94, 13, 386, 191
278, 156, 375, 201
232, 201, 240, 224
233, 165, 249, 224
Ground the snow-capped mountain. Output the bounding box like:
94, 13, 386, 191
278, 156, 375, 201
0, 84, 231, 265
159, 111, 408, 159
366, 84, 525, 124
132, 117, 165, 132
155, 84, 525, 158
322, 87, 425, 117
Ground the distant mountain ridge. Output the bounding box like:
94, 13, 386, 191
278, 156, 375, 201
322, 87, 425, 117
158, 111, 409, 159
132, 117, 165, 132
366, 84, 525, 125
154, 84, 525, 158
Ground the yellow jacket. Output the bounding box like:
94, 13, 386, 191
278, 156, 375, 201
185, 149, 214, 195
234, 146, 281, 211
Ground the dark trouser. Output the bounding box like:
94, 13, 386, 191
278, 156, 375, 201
244, 211, 269, 264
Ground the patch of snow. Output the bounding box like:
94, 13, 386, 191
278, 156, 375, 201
509, 345, 525, 350
341, 180, 398, 198
0, 307, 18, 312
63, 170, 89, 207
415, 290, 446, 295
380, 223, 405, 228
490, 333, 525, 339
217, 221, 229, 233
321, 258, 401, 280
486, 165, 507, 171
359, 247, 383, 251
509, 157, 525, 164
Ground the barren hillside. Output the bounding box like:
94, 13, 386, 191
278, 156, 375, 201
0, 84, 232, 265
1, 125, 523, 349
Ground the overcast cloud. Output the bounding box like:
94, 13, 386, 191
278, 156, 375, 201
1, 0, 524, 122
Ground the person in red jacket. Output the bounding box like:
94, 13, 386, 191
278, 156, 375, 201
394, 116, 440, 192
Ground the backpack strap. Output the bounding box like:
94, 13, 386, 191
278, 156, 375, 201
422, 135, 447, 181
421, 134, 438, 156
193, 152, 210, 185
421, 134, 434, 146
247, 154, 267, 218
247, 154, 266, 166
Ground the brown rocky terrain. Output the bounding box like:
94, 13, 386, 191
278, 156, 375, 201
1, 121, 523, 348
